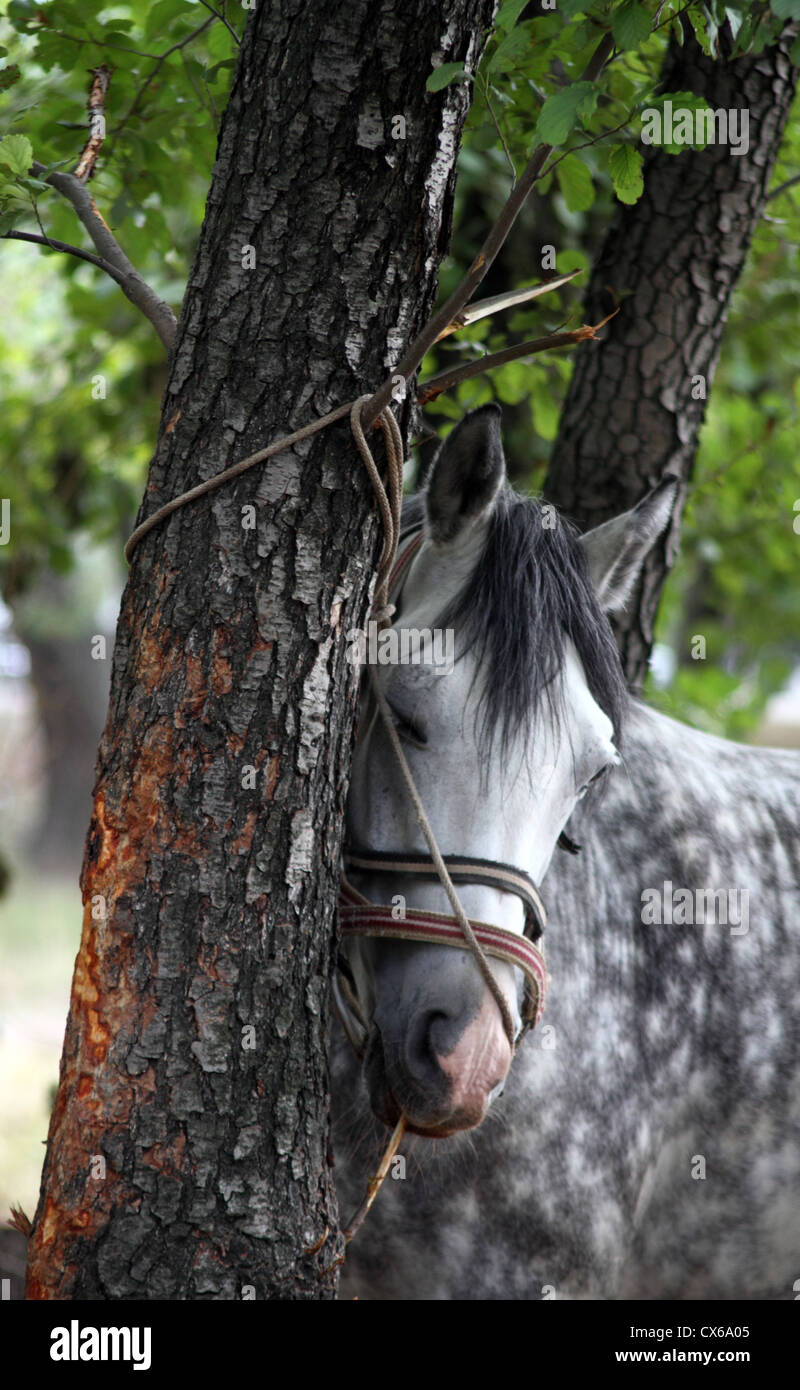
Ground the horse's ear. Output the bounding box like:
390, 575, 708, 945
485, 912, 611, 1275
580, 476, 679, 613
426, 404, 506, 545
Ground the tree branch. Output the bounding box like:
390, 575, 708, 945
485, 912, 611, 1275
197, 0, 242, 46
1, 229, 129, 284
74, 64, 111, 183
417, 311, 619, 402
363, 30, 616, 424
112, 18, 216, 138
766, 171, 800, 202
30, 159, 177, 349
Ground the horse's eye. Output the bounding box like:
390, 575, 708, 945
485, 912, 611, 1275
388, 704, 428, 748
577, 763, 613, 798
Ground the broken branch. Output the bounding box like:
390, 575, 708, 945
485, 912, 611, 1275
74, 65, 111, 183
418, 310, 619, 402
433, 270, 581, 341
343, 1115, 407, 1243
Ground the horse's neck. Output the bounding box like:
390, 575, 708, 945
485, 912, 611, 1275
546, 699, 800, 937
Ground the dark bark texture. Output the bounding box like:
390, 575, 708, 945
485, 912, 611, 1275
26, 0, 494, 1299
544, 26, 797, 690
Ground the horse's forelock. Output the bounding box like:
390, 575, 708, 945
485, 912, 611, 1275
421, 488, 628, 761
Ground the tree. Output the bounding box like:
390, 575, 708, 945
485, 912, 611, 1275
545, 22, 798, 689
24, 0, 497, 1300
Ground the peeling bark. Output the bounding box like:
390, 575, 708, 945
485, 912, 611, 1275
544, 26, 797, 690
26, 0, 494, 1300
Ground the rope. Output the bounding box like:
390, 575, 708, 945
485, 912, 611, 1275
367, 666, 518, 1049
124, 388, 516, 1047
348, 398, 404, 626
125, 395, 381, 565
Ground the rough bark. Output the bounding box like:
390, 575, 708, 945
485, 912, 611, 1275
544, 25, 798, 690
26, 0, 494, 1300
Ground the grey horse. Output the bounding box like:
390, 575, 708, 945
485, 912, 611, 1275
332, 406, 800, 1300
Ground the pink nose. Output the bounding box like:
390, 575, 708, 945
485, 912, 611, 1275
431, 993, 512, 1132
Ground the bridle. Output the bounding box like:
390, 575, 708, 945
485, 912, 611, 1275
337, 525, 551, 1055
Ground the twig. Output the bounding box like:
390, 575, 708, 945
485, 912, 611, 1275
112, 17, 216, 138
766, 172, 800, 202
197, 0, 241, 46
1, 229, 129, 285
50, 29, 165, 60
652, 2, 694, 35
74, 65, 111, 183
343, 1116, 407, 1242
363, 31, 615, 425
8, 1205, 32, 1239
418, 310, 619, 402
540, 115, 633, 180
482, 76, 517, 182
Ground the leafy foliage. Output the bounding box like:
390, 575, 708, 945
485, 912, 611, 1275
0, 0, 798, 736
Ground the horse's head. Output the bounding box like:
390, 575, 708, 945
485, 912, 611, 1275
338, 404, 676, 1137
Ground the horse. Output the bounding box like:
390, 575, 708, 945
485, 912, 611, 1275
330, 404, 800, 1300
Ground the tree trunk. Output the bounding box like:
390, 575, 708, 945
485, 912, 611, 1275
26, 0, 494, 1300
544, 25, 797, 690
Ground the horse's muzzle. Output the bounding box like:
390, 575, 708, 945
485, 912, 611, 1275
364, 992, 512, 1137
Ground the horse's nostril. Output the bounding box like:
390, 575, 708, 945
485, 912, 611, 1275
406, 1009, 451, 1081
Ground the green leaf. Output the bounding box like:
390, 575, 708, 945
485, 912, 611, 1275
207, 59, 237, 85
489, 22, 534, 73
608, 143, 644, 204
555, 153, 595, 211
495, 359, 530, 406
724, 6, 743, 41
611, 1, 652, 50
770, 0, 800, 18
791, 36, 800, 64
536, 82, 596, 146
7, 0, 38, 27
426, 62, 470, 93
557, 249, 590, 276
0, 134, 33, 176
145, 0, 198, 41
0, 63, 21, 91
495, 0, 529, 31
640, 91, 714, 153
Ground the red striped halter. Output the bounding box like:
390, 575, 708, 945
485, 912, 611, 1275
337, 527, 549, 1054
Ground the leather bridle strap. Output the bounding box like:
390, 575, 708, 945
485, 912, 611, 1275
339, 877, 547, 1033
343, 849, 546, 942
339, 523, 548, 1050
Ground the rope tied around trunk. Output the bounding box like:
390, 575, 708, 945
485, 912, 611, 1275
124, 395, 405, 568
126, 388, 524, 1265
124, 391, 517, 1039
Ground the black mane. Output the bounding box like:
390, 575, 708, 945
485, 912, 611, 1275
402, 488, 627, 760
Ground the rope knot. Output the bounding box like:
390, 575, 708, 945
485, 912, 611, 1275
370, 602, 396, 629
